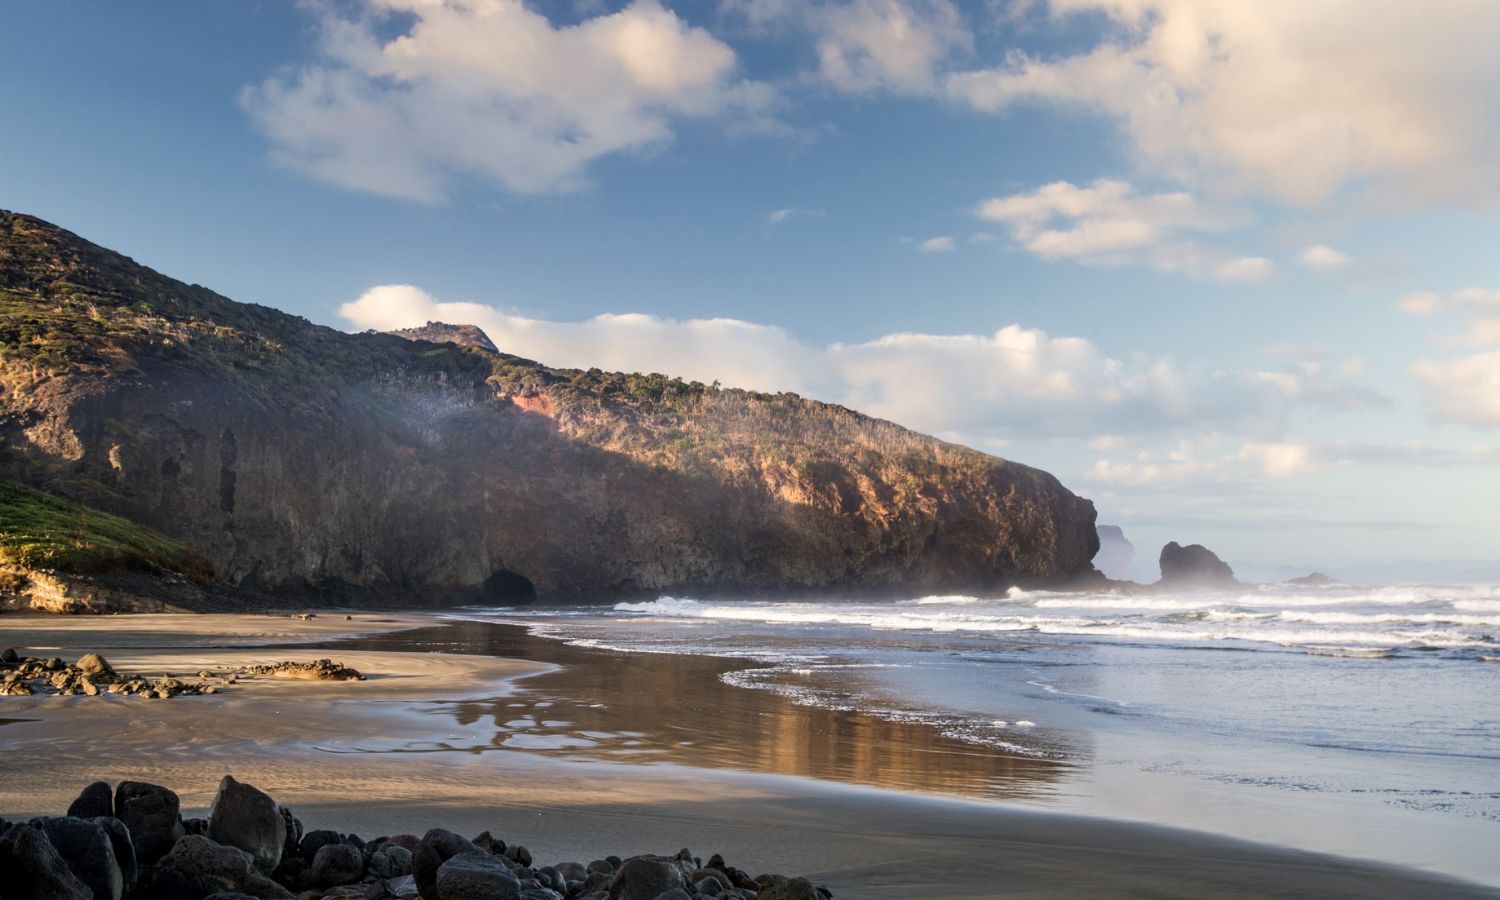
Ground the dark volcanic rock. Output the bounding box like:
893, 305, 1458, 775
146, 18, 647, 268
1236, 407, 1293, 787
113, 782, 185, 865
0, 823, 93, 900
155, 835, 252, 891
33, 816, 124, 900
0, 211, 1099, 610
207, 776, 286, 873
756, 875, 826, 900
1157, 542, 1239, 590
608, 854, 689, 900
92, 817, 137, 893
436, 851, 522, 900
67, 781, 115, 819
308, 843, 364, 888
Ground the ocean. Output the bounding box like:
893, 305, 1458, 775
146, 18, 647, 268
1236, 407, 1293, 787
462, 582, 1500, 886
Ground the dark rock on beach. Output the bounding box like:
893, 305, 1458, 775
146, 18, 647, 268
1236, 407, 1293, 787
68, 781, 116, 820
32, 815, 125, 900
0, 822, 93, 899
115, 781, 186, 865
3, 776, 827, 900
437, 850, 523, 900
208, 776, 287, 874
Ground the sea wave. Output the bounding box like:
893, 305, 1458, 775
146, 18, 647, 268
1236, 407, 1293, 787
611, 586, 1500, 653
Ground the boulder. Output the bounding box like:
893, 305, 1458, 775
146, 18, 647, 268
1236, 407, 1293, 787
92, 817, 137, 892
369, 843, 413, 879
411, 840, 445, 900
756, 875, 824, 900
66, 782, 114, 820
607, 855, 689, 900
436, 851, 522, 900
154, 835, 254, 894
308, 843, 365, 888
75, 653, 114, 677
113, 781, 185, 864
276, 806, 302, 862
1157, 542, 1239, 590
423, 827, 481, 860
33, 816, 124, 900
298, 829, 346, 861
207, 776, 287, 873
0, 823, 93, 900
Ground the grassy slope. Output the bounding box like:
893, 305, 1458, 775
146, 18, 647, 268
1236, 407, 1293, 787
0, 479, 215, 582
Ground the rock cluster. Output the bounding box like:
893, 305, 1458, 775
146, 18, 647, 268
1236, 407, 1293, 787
0, 650, 364, 698
2, 777, 832, 900
235, 659, 365, 682
0, 650, 218, 699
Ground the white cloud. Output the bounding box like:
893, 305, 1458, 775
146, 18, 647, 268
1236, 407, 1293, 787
767, 207, 825, 224
1299, 244, 1352, 270
730, 0, 971, 94
946, 0, 1500, 206
1412, 351, 1500, 428
1400, 287, 1500, 428
343, 283, 1386, 441
917, 235, 956, 253
975, 178, 1265, 279
1397, 291, 1441, 316
1088, 436, 1496, 489
243, 0, 772, 201
1397, 287, 1500, 343
813, 0, 971, 93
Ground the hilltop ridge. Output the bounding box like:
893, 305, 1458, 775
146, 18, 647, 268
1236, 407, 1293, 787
0, 211, 1099, 608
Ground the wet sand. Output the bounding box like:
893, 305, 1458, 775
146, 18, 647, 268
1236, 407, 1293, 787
1, 613, 1494, 899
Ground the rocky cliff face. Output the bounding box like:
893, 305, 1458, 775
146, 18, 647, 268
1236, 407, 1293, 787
388, 321, 499, 354
0, 212, 1100, 606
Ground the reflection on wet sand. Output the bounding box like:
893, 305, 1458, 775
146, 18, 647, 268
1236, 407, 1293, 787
318, 620, 1083, 803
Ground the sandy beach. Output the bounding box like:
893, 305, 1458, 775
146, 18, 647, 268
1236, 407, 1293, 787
1, 612, 1495, 899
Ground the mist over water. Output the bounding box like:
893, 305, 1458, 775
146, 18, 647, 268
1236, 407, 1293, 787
467, 582, 1500, 885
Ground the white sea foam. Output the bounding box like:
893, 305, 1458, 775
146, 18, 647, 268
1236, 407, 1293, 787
611, 584, 1500, 653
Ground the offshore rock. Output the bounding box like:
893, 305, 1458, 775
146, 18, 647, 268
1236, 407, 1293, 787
1157, 542, 1239, 590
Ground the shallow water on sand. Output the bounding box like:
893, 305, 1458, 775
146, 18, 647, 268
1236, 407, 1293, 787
418, 589, 1500, 888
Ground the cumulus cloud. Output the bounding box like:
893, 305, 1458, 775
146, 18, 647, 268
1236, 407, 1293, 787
766, 207, 825, 224
729, 0, 971, 94
1299, 244, 1352, 270
917, 235, 956, 252
243, 0, 772, 201
342, 283, 1386, 441
975, 179, 1267, 280
945, 0, 1500, 206
1399, 286, 1500, 428
1412, 351, 1500, 429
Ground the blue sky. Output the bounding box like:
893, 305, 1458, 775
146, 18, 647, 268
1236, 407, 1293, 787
3, 0, 1499, 576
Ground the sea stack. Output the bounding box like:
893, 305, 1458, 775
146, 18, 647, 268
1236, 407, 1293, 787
1157, 542, 1239, 590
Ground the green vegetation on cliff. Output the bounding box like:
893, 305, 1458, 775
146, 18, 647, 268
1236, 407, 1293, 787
0, 479, 215, 582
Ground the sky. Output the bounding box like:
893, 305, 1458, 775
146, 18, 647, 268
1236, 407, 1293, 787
3, 0, 1499, 576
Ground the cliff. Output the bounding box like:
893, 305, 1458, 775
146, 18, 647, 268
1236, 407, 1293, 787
0, 211, 1099, 607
